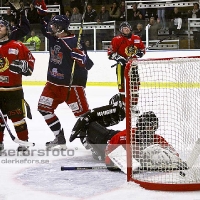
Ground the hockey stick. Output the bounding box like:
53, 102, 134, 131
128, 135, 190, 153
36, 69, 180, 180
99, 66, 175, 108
145, 35, 174, 50
61, 166, 108, 171
179, 138, 200, 177
66, 1, 88, 101
61, 165, 184, 172
0, 109, 35, 147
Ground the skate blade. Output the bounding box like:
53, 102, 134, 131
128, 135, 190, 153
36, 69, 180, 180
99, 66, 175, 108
46, 144, 67, 151
0, 150, 6, 156
17, 150, 30, 156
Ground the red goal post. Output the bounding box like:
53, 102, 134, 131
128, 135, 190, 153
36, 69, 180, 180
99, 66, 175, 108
125, 56, 200, 191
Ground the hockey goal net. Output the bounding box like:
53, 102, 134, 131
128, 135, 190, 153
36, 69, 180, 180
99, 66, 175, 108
125, 56, 200, 191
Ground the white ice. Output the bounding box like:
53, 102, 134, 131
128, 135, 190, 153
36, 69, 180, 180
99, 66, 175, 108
0, 86, 200, 200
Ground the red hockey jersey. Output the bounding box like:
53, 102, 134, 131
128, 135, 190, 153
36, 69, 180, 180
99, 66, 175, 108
105, 129, 171, 166
110, 34, 145, 59
0, 40, 35, 88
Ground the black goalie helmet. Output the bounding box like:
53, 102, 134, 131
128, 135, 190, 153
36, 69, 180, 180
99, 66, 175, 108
49, 15, 70, 34
135, 111, 159, 143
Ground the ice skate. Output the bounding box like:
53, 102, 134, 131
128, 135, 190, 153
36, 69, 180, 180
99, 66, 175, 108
0, 142, 4, 156
17, 142, 29, 156
46, 129, 66, 150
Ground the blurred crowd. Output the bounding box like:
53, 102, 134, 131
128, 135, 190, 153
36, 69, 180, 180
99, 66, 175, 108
1, 0, 200, 50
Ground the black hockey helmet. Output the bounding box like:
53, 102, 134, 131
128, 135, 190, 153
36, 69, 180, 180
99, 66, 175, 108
119, 21, 132, 37
49, 15, 70, 34
136, 111, 159, 131
135, 111, 158, 144
0, 18, 11, 36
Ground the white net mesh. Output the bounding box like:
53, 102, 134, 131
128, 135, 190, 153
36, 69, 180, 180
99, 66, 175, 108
125, 57, 200, 190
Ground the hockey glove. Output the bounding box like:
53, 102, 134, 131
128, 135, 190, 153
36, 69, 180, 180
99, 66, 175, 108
9, 60, 28, 75
109, 53, 126, 66
71, 48, 87, 67
136, 49, 144, 58
32, 0, 47, 16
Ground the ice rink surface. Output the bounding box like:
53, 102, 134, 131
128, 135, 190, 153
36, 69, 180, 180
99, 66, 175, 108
0, 86, 200, 200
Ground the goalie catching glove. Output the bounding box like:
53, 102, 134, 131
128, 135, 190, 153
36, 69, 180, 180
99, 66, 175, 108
9, 60, 31, 76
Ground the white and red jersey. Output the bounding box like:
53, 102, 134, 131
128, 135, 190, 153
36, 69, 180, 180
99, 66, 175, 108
109, 34, 145, 59
105, 129, 171, 165
0, 40, 35, 89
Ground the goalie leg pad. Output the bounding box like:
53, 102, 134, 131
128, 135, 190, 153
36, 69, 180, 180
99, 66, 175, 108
87, 121, 119, 144
85, 121, 119, 159
91, 104, 125, 127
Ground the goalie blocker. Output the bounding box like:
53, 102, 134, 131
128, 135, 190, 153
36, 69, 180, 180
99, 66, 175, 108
70, 99, 187, 172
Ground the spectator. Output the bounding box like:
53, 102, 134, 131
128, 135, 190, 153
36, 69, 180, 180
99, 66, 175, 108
65, 9, 72, 20
95, 5, 110, 23
127, 2, 144, 29
3, 8, 15, 25
109, 1, 121, 21
83, 3, 97, 43
26, 30, 41, 51
119, 0, 126, 21
157, 8, 166, 30
27, 3, 40, 24
169, 7, 183, 35
85, 40, 93, 50
70, 0, 83, 14
188, 3, 200, 49
127, 3, 142, 22
148, 17, 159, 40
70, 7, 82, 23
133, 23, 146, 41
95, 5, 111, 49
187, 3, 200, 18
10, 20, 17, 31
84, 3, 97, 22
133, 12, 145, 30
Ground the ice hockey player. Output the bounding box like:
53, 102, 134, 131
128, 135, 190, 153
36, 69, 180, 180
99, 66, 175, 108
33, 0, 94, 150
108, 21, 145, 106
69, 94, 187, 172
0, 19, 35, 154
